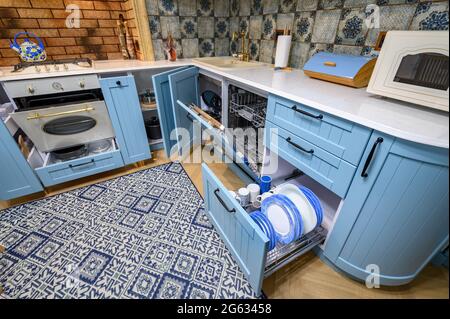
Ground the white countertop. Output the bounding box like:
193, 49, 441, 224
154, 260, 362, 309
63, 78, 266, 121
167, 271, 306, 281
1, 59, 448, 149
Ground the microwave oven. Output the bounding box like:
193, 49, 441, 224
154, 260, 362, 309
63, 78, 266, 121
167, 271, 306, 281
367, 31, 449, 112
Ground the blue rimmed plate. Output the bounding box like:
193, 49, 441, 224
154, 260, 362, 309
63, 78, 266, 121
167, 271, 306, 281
261, 194, 303, 245
299, 186, 323, 227
250, 211, 276, 251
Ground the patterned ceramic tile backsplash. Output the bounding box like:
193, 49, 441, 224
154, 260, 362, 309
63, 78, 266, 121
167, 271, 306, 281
147, 0, 449, 68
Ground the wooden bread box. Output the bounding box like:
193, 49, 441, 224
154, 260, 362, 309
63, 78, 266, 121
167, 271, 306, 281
303, 52, 377, 88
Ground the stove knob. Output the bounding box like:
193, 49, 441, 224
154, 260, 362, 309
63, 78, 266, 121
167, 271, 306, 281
54, 64, 60, 71
34, 66, 41, 73
79, 80, 86, 89
44, 65, 50, 72
27, 86, 35, 94
63, 64, 69, 71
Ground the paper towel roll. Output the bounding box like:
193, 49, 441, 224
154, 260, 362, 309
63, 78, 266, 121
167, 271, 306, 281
275, 35, 292, 68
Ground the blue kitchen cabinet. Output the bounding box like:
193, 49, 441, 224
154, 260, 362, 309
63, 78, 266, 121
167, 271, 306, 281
0, 121, 43, 200
324, 133, 449, 285
152, 67, 190, 158
202, 163, 268, 294
100, 75, 151, 165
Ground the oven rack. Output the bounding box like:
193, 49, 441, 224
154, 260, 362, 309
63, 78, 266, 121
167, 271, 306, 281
264, 226, 327, 277
230, 92, 267, 129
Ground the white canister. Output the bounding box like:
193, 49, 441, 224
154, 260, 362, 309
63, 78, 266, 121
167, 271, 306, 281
238, 188, 250, 207
247, 184, 260, 204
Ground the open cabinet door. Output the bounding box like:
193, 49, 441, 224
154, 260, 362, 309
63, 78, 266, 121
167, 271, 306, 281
0, 121, 43, 200
202, 163, 268, 295
169, 67, 200, 157
152, 67, 189, 158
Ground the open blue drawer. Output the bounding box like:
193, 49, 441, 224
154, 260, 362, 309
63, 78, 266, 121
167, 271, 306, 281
35, 142, 124, 187
266, 95, 372, 166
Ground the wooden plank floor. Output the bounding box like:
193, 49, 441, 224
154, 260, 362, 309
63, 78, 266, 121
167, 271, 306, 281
1, 150, 448, 299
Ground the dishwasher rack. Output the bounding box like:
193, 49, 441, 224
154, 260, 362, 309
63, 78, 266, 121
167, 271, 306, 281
265, 227, 327, 277
229, 92, 267, 129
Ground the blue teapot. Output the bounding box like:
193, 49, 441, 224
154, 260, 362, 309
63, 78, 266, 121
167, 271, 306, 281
10, 32, 47, 63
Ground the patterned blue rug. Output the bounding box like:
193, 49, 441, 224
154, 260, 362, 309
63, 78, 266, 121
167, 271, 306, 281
0, 162, 258, 299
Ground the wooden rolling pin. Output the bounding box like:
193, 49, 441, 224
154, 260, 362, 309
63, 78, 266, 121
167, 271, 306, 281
190, 104, 225, 131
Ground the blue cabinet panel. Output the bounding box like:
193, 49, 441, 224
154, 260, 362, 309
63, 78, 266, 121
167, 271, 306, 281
152, 67, 189, 158
265, 122, 357, 198
0, 121, 43, 200
202, 163, 268, 295
168, 67, 200, 156
100, 75, 151, 165
324, 133, 449, 285
36, 149, 124, 187
267, 95, 372, 166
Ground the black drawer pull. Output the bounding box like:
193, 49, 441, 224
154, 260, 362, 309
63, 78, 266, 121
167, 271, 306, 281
361, 137, 384, 178
286, 137, 314, 154
69, 159, 95, 169
186, 113, 195, 122
116, 80, 121, 86
214, 189, 236, 213
292, 105, 323, 120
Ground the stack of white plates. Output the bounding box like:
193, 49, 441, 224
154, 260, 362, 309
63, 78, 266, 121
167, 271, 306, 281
256, 183, 324, 246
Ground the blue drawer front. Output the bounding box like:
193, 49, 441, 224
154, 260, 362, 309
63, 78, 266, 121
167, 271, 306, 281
267, 95, 371, 166
265, 122, 357, 198
36, 150, 124, 187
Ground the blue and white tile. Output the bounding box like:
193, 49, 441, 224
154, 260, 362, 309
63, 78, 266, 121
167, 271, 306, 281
160, 16, 181, 39
230, 0, 240, 16
311, 9, 342, 43
410, 1, 449, 30
198, 16, 215, 38
214, 0, 230, 17
149, 16, 162, 39
154, 273, 190, 299
180, 17, 198, 38
215, 17, 230, 38
199, 38, 215, 57
293, 11, 315, 42
365, 4, 416, 45
159, 0, 179, 16
169, 250, 199, 279
215, 38, 231, 56
263, 0, 280, 14
126, 267, 161, 299
146, 0, 159, 15
240, 0, 252, 16
249, 15, 263, 39
318, 0, 344, 9
252, 0, 264, 15
239, 16, 250, 35
181, 38, 199, 57
179, 0, 197, 16
335, 8, 368, 45
249, 40, 261, 60
277, 13, 295, 32
309, 42, 334, 58
297, 0, 319, 11
262, 14, 277, 39
333, 44, 364, 55
280, 0, 297, 12
197, 0, 214, 16
259, 39, 275, 63
289, 41, 311, 68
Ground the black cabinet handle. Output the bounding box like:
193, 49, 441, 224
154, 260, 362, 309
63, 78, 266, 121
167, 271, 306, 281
69, 159, 95, 169
286, 137, 314, 154
292, 105, 323, 120
116, 80, 121, 86
186, 113, 194, 122
361, 137, 384, 178
214, 189, 236, 213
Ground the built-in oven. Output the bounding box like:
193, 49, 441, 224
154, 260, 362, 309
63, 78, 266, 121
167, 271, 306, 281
8, 75, 115, 153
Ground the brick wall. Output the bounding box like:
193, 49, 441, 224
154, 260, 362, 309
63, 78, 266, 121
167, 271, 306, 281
0, 0, 136, 66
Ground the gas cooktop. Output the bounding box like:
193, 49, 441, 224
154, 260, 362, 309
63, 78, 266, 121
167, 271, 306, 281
11, 58, 93, 74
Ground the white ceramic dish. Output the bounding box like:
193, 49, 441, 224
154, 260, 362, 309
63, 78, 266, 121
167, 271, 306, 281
274, 183, 317, 234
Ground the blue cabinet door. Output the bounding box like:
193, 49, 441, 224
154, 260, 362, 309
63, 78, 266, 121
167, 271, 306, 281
202, 163, 268, 295
152, 67, 189, 158
100, 75, 151, 165
168, 67, 200, 156
0, 121, 43, 200
324, 133, 449, 285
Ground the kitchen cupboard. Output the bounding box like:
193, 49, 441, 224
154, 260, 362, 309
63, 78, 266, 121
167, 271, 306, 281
323, 133, 449, 285
100, 75, 151, 165
152, 66, 449, 294
0, 120, 43, 200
